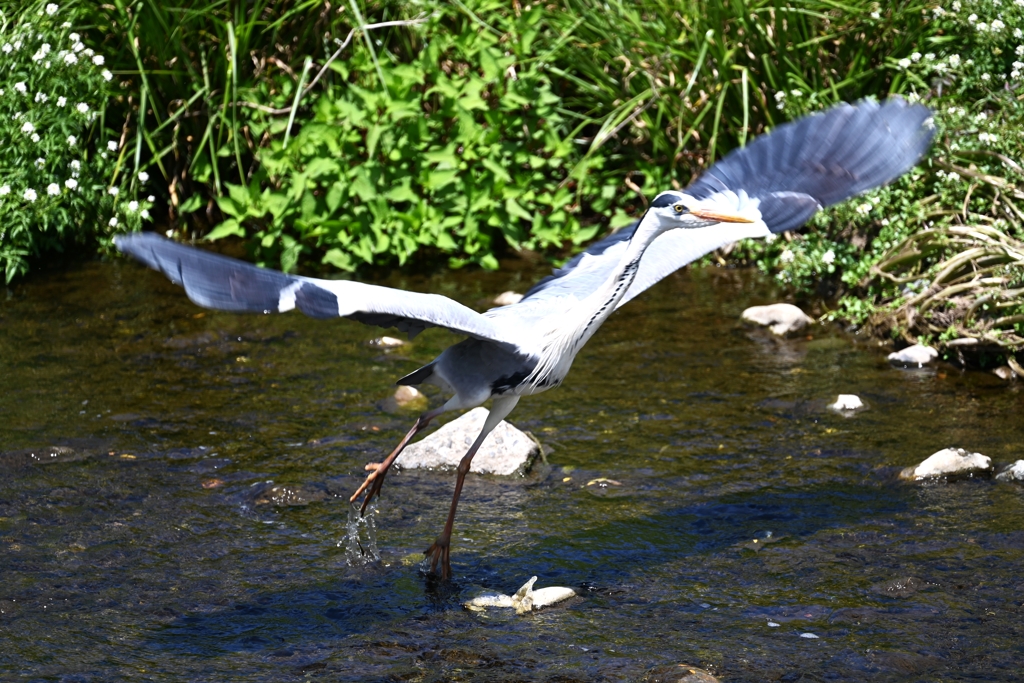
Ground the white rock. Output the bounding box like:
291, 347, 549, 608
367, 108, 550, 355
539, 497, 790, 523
400, 407, 539, 475
369, 335, 405, 348
393, 385, 426, 408
900, 447, 992, 480
887, 344, 938, 367
740, 303, 814, 336
995, 460, 1024, 482
829, 394, 864, 411
493, 291, 524, 306
464, 576, 575, 614
800, 632, 820, 639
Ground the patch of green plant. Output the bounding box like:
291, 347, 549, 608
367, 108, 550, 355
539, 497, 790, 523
0, 0, 152, 282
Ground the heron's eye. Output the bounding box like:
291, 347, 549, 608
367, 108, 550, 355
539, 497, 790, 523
673, 204, 686, 214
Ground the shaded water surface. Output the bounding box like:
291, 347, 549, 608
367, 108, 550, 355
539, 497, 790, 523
2, 258, 1023, 681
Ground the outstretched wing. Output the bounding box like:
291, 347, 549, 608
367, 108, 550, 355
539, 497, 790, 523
522, 98, 933, 308
115, 233, 524, 350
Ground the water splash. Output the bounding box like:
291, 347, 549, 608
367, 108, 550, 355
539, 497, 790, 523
340, 500, 380, 566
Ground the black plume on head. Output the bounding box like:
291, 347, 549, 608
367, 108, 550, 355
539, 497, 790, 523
650, 192, 684, 208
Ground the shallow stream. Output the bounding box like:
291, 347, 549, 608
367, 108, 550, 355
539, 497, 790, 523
2, 258, 1023, 681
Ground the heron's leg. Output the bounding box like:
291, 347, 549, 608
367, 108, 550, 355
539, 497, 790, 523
351, 405, 447, 513
424, 395, 520, 579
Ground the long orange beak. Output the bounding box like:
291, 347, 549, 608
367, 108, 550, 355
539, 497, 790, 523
688, 208, 755, 223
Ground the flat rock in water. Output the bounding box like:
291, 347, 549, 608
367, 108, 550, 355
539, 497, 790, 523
400, 407, 539, 475
646, 664, 720, 683
995, 460, 1024, 482
829, 394, 865, 411
899, 447, 992, 480
492, 291, 524, 306
888, 344, 938, 367
740, 303, 813, 336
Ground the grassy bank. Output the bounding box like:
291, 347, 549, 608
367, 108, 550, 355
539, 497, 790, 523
1, 0, 1020, 363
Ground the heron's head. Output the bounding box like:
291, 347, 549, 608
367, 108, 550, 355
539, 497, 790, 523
648, 191, 757, 229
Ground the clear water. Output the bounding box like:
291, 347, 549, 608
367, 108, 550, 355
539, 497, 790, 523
2, 258, 1023, 681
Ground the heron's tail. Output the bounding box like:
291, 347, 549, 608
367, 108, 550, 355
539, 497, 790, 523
396, 363, 434, 386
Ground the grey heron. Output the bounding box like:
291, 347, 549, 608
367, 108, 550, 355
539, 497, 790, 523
116, 98, 933, 578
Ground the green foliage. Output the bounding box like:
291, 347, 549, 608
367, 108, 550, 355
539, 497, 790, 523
0, 0, 150, 282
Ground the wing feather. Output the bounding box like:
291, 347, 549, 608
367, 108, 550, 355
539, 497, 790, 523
115, 233, 524, 351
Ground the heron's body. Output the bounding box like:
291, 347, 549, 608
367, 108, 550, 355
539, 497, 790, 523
116, 99, 934, 578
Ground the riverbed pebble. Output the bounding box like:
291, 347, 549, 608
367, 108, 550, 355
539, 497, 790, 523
887, 344, 938, 367
995, 460, 1024, 482
828, 394, 865, 411
464, 576, 575, 614
646, 664, 720, 683
368, 336, 405, 348
400, 407, 540, 475
393, 385, 427, 409
740, 303, 814, 336
492, 291, 524, 306
899, 447, 992, 481
992, 366, 1017, 381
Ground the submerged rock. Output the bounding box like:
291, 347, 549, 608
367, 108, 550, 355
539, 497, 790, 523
368, 336, 405, 348
829, 394, 865, 412
899, 447, 992, 481
740, 303, 814, 336
400, 407, 540, 475
646, 664, 720, 683
464, 576, 576, 614
393, 385, 427, 408
995, 460, 1024, 482
492, 291, 524, 306
992, 366, 1018, 381
887, 344, 938, 367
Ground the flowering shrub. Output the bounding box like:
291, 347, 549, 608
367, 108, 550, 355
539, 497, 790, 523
0, 1, 152, 282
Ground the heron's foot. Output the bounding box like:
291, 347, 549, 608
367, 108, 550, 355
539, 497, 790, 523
423, 536, 452, 580
349, 461, 389, 514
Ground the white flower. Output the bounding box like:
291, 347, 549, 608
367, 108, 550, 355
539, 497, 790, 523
871, 10, 880, 18
138, 171, 150, 182
107, 140, 118, 152
101, 69, 112, 81
64, 51, 77, 64
774, 91, 786, 100
947, 171, 960, 181
13, 40, 21, 50
109, 217, 118, 227
1016, 28, 1023, 38
0, 185, 9, 196
977, 22, 988, 31
822, 249, 836, 264
147, 195, 155, 202
72, 42, 85, 53
76, 102, 89, 113
70, 160, 80, 171
35, 158, 45, 167
65, 178, 77, 189
31, 133, 40, 143
21, 121, 35, 134
898, 58, 911, 68
15, 82, 27, 93
992, 19, 1005, 31
57, 96, 66, 107
1018, 45, 1024, 56
67, 135, 77, 146
790, 89, 802, 97
911, 52, 922, 62
1017, 0, 1024, 5
925, 52, 935, 60
1012, 70, 1021, 79
93, 55, 104, 65
128, 200, 139, 212
41, 43, 51, 55
1, 44, 11, 54
949, 54, 961, 67
141, 209, 150, 219
933, 6, 945, 15
779, 249, 795, 263
83, 48, 94, 57
61, 21, 71, 27
975, 111, 988, 121
979, 132, 999, 142
952, 0, 960, 9
108, 187, 119, 196
69, 32, 80, 42
24, 188, 38, 202
982, 72, 991, 80
856, 202, 872, 215
34, 92, 48, 103
46, 3, 58, 15
47, 183, 60, 196
44, 60, 50, 69
32, 50, 45, 61
968, 12, 977, 22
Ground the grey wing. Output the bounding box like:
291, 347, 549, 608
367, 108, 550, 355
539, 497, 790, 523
523, 98, 933, 308
115, 233, 522, 350
686, 97, 934, 234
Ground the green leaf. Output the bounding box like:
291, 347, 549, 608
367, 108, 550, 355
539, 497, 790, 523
178, 195, 204, 213
505, 197, 532, 221
205, 219, 245, 241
